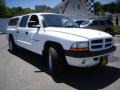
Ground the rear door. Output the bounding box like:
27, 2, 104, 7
17, 15, 29, 48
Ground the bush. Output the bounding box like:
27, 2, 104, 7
113, 25, 120, 34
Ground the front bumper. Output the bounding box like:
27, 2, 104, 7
64, 46, 116, 67
65, 46, 116, 58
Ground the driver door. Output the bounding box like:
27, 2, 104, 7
26, 15, 41, 51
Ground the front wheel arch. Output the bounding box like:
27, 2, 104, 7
43, 41, 65, 55
43, 41, 68, 64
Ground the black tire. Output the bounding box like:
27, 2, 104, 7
9, 37, 18, 53
47, 46, 66, 76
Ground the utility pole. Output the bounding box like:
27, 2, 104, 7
44, 0, 46, 6
43, 0, 46, 10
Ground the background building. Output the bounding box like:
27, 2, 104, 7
55, 0, 95, 19
35, 5, 47, 12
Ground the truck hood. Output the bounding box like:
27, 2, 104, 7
45, 27, 112, 39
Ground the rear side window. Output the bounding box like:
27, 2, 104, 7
8, 18, 19, 26
19, 15, 29, 27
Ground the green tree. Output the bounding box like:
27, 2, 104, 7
22, 8, 33, 15
94, 2, 104, 15
105, 2, 116, 13
8, 7, 33, 17
0, 0, 6, 17
0, 0, 11, 18
94, 1, 120, 15
0, 0, 33, 18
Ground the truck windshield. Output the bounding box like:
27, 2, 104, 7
41, 14, 78, 28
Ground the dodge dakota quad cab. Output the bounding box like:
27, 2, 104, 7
7, 13, 116, 75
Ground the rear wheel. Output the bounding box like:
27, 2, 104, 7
9, 37, 18, 53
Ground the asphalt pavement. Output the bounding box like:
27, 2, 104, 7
0, 34, 120, 90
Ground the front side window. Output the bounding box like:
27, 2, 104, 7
19, 15, 29, 27
41, 14, 78, 28
8, 18, 19, 26
28, 15, 39, 28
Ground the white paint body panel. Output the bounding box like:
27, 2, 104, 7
66, 52, 114, 67
6, 13, 115, 68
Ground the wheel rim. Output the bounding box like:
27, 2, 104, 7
9, 40, 13, 51
48, 48, 52, 70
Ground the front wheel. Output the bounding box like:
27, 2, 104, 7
48, 47, 65, 76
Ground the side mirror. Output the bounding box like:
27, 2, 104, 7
28, 21, 40, 28
32, 24, 41, 29
28, 21, 36, 24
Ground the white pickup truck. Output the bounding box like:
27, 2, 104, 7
7, 13, 116, 75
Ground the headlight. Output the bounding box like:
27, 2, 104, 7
70, 42, 89, 51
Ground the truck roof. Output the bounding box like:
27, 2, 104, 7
10, 13, 62, 19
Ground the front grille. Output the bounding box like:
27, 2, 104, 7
105, 43, 111, 47
90, 38, 113, 51
105, 38, 112, 42
91, 39, 103, 43
91, 45, 102, 49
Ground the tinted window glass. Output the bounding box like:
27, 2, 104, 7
90, 20, 98, 26
19, 15, 29, 27
8, 18, 19, 26
105, 20, 113, 25
99, 20, 106, 25
42, 14, 78, 28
